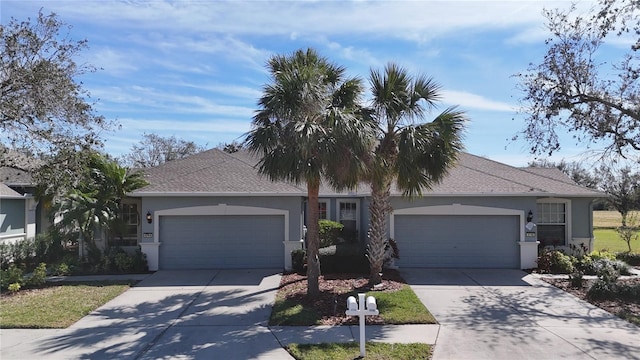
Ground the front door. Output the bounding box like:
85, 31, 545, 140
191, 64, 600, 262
337, 199, 359, 242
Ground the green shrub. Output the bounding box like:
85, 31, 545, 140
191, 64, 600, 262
318, 220, 344, 248
536, 249, 574, 274
0, 232, 65, 272
115, 253, 134, 272
1, 264, 24, 290
319, 243, 368, 273
52, 263, 71, 276
291, 249, 306, 274
568, 269, 584, 288
130, 247, 148, 273
8, 283, 21, 292
616, 252, 640, 266
589, 250, 617, 261
26, 262, 47, 287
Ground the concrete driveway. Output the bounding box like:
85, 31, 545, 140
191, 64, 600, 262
0, 269, 291, 360
401, 268, 640, 360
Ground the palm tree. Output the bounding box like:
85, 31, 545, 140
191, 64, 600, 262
365, 63, 466, 285
93, 156, 148, 246
245, 48, 372, 297
54, 152, 148, 259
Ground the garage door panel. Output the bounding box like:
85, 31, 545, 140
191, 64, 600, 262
395, 215, 519, 268
159, 215, 283, 269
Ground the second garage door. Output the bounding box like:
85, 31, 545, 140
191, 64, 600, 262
394, 215, 520, 268
159, 215, 284, 270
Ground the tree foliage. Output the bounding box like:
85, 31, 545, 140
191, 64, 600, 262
1, 11, 111, 168
245, 48, 373, 297
53, 152, 147, 260
597, 166, 640, 226
515, 0, 639, 161
122, 133, 205, 167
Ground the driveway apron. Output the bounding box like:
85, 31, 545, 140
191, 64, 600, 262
0, 269, 291, 360
402, 268, 640, 360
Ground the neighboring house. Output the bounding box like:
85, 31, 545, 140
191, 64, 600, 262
128, 149, 603, 271
0, 182, 38, 244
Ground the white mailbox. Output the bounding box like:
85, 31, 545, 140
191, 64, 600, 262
345, 293, 379, 357
347, 296, 358, 311
366, 296, 377, 311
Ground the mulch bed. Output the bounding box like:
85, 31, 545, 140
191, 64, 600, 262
543, 277, 640, 323
277, 270, 405, 326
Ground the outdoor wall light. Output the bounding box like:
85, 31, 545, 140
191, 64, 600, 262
526, 210, 533, 223
146, 211, 153, 224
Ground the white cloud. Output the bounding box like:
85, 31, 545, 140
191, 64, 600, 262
89, 48, 138, 75
24, 1, 582, 42
442, 90, 515, 112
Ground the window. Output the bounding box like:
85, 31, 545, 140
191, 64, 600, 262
112, 203, 139, 246
537, 200, 569, 247
318, 201, 328, 220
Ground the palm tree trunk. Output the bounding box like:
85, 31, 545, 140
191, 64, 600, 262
368, 180, 392, 285
306, 180, 321, 297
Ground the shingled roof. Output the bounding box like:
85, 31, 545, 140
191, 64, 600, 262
0, 183, 23, 198
131, 148, 305, 196
130, 149, 603, 198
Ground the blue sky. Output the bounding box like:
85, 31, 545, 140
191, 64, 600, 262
4, 0, 607, 166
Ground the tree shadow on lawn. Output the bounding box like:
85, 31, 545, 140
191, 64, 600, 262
35, 281, 283, 359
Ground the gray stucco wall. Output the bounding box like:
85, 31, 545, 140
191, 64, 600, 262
0, 199, 25, 236
569, 198, 595, 239
140, 196, 304, 242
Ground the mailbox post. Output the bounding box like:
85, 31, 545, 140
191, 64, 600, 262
346, 293, 379, 357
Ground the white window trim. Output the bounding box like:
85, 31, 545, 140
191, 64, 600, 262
536, 198, 572, 245
119, 199, 141, 245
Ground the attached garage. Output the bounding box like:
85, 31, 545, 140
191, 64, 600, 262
151, 205, 289, 270
391, 204, 524, 268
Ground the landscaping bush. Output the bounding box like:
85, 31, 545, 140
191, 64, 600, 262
95, 247, 148, 274
587, 260, 621, 300
616, 252, 640, 266
568, 269, 584, 288
318, 220, 344, 248
536, 249, 574, 274
319, 243, 368, 273
26, 262, 47, 287
291, 249, 305, 274
0, 232, 65, 272
588, 250, 617, 262
0, 264, 23, 291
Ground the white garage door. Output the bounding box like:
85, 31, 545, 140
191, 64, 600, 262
394, 215, 520, 268
159, 215, 284, 269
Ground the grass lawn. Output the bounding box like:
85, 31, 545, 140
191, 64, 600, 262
593, 210, 639, 228
593, 229, 640, 253
0, 281, 134, 328
286, 342, 431, 360
270, 273, 436, 326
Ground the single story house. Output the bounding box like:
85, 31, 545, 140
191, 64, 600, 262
128, 148, 603, 271
0, 182, 38, 244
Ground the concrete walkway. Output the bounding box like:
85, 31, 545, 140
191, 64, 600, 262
2, 268, 639, 359
402, 268, 640, 360
0, 269, 435, 359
